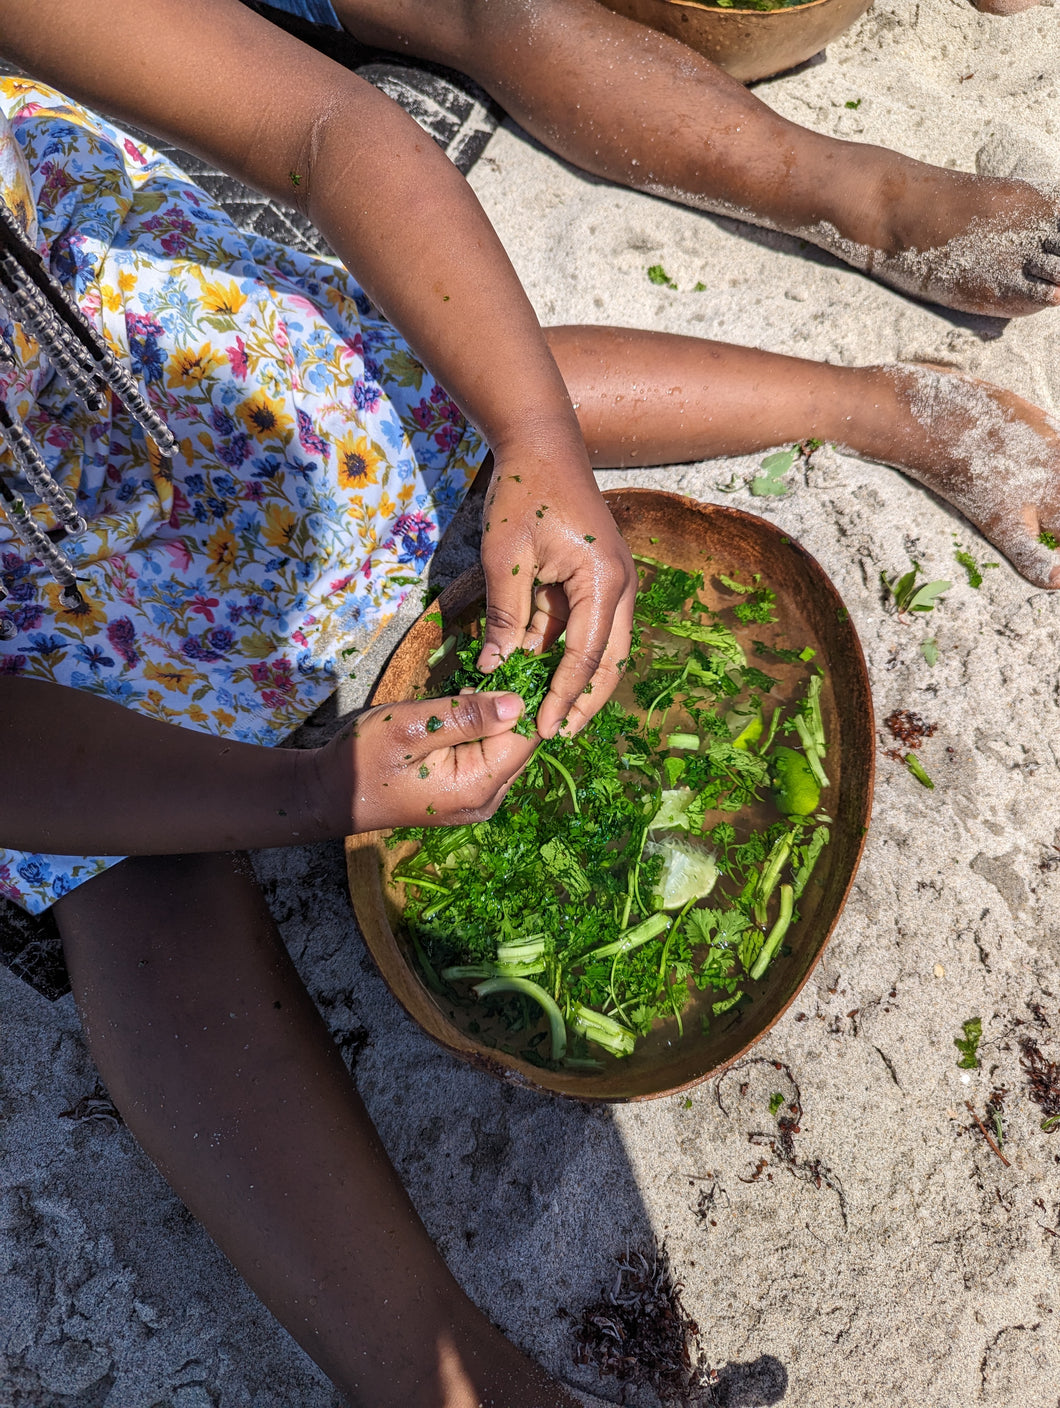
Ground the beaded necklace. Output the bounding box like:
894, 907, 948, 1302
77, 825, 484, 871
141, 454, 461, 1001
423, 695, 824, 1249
0, 200, 176, 637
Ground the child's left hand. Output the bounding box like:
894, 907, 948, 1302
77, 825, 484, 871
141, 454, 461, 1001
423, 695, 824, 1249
476, 448, 636, 739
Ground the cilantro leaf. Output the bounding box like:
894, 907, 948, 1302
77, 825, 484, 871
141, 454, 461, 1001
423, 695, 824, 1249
954, 1017, 982, 1070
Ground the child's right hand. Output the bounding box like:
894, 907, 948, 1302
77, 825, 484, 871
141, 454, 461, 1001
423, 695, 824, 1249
317, 692, 537, 835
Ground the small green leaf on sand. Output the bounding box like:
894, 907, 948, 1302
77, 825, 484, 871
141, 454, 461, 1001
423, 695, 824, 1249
954, 1017, 982, 1069
751, 446, 797, 497
920, 638, 939, 667
905, 753, 934, 789
882, 562, 951, 615
953, 545, 997, 589
647, 264, 677, 288
768, 1091, 785, 1116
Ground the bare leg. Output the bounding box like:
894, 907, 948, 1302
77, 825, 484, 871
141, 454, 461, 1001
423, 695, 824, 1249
331, 0, 1059, 319
55, 852, 581, 1408
544, 325, 1060, 586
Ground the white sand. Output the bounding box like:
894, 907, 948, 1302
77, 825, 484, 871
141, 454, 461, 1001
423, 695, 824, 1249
3, 1, 1060, 1404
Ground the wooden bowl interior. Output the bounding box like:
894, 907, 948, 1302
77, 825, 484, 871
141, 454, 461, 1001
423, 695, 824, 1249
347, 490, 874, 1101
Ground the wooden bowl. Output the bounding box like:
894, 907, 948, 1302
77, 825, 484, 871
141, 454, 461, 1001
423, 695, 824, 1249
346, 490, 874, 1102
597, 0, 873, 84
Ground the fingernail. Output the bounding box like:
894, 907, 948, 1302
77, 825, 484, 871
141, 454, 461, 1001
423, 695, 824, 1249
493, 692, 524, 720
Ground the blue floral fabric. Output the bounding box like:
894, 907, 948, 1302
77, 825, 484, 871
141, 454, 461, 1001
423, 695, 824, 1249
0, 80, 486, 912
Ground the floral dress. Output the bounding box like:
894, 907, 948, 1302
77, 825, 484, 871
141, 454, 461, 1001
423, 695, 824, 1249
0, 79, 487, 913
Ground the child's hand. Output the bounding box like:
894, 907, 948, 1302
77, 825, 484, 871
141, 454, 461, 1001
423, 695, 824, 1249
477, 455, 636, 739
318, 692, 536, 835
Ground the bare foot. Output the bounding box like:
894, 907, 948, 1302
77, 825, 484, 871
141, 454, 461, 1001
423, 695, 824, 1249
797, 149, 1060, 318
868, 366, 1060, 588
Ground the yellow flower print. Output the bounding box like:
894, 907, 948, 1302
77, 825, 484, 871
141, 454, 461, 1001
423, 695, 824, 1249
205, 524, 239, 584
398, 482, 415, 506
167, 343, 225, 391
143, 659, 198, 695
199, 278, 248, 318
237, 391, 293, 443
336, 432, 384, 491
263, 503, 298, 552
43, 584, 108, 634
376, 491, 397, 522
213, 707, 237, 730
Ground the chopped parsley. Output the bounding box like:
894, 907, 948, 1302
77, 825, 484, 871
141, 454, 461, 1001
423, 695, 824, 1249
390, 565, 832, 1068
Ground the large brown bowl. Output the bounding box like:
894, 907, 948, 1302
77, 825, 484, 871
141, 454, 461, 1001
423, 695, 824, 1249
598, 0, 873, 84
346, 490, 874, 1101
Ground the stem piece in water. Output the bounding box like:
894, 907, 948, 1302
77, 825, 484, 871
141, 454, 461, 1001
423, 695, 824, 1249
792, 716, 829, 788
666, 732, 700, 751
588, 911, 670, 961
472, 977, 568, 1062
753, 834, 793, 927
569, 1003, 637, 1057
426, 635, 455, 669
749, 884, 794, 981
410, 929, 446, 994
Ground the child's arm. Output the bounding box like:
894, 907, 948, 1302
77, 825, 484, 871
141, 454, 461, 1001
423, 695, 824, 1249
0, 678, 534, 855
1, 0, 636, 736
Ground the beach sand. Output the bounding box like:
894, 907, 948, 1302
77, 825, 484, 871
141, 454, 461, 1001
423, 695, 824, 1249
3, 1, 1060, 1403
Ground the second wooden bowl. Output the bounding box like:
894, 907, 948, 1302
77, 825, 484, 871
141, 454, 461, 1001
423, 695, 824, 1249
598, 0, 873, 84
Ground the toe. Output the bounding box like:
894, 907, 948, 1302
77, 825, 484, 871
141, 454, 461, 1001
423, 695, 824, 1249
1025, 253, 1060, 289
986, 514, 1060, 589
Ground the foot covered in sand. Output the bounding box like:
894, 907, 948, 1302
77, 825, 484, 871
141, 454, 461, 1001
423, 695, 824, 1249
873, 366, 1060, 587
804, 157, 1060, 319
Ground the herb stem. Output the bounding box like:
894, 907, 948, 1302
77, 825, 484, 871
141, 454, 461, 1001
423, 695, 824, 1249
542, 751, 580, 814
749, 884, 794, 981
472, 977, 567, 1062
589, 911, 670, 961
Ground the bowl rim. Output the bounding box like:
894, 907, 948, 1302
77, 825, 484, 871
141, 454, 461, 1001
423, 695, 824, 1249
648, 0, 835, 18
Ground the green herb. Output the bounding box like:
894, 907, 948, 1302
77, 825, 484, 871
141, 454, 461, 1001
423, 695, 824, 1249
953, 545, 996, 588
920, 639, 939, 667
904, 753, 934, 789
693, 281, 707, 292
881, 562, 951, 615
1039, 529, 1058, 550
647, 265, 677, 288
425, 715, 443, 733
845, 98, 862, 109
768, 1091, 785, 1116
955, 1017, 982, 1069
391, 568, 830, 1065
512, 565, 521, 576
751, 447, 797, 498
584, 534, 596, 543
